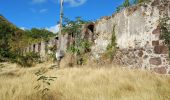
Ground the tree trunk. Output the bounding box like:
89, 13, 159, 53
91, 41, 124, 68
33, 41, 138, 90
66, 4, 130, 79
58, 0, 64, 51
56, 0, 64, 67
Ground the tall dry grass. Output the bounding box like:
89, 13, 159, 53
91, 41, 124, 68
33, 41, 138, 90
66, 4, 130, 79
0, 63, 170, 100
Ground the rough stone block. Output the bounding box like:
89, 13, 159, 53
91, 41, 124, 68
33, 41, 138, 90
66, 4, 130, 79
152, 41, 159, 46
149, 57, 162, 65
154, 45, 168, 54
151, 0, 160, 6
154, 67, 167, 74
152, 27, 161, 34
138, 50, 143, 57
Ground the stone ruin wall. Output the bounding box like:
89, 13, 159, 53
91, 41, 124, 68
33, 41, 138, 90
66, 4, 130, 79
24, 0, 170, 74
23, 34, 69, 61
92, 0, 170, 74
24, 38, 57, 60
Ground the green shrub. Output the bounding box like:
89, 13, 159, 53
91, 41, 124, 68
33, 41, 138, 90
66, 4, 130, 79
47, 45, 57, 62
12, 52, 40, 67
133, 0, 150, 4
64, 17, 91, 65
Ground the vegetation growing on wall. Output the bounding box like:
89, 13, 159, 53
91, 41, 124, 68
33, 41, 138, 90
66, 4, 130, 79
106, 26, 117, 60
63, 17, 92, 65
116, 0, 150, 12
133, 0, 150, 4
47, 44, 57, 62
116, 0, 130, 12
160, 17, 170, 58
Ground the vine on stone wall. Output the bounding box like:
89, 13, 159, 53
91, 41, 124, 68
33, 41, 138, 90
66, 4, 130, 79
160, 17, 170, 58
106, 26, 117, 60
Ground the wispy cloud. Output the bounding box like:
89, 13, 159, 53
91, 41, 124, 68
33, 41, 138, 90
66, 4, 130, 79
63, 0, 87, 7
30, 8, 48, 13
39, 9, 48, 13
32, 0, 47, 4
20, 25, 59, 33
31, 0, 87, 7
46, 24, 59, 33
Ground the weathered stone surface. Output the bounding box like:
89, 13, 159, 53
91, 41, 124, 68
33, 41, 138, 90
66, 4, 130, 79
151, 0, 160, 6
138, 50, 143, 57
154, 67, 167, 74
149, 57, 162, 65
154, 45, 168, 54
152, 41, 159, 46
152, 27, 161, 34
23, 0, 170, 74
143, 55, 148, 59
127, 6, 138, 16
146, 50, 152, 54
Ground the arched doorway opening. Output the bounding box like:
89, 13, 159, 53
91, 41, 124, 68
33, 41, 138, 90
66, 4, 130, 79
84, 23, 95, 41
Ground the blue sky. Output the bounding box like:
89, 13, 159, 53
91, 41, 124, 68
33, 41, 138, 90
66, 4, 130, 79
0, 0, 124, 32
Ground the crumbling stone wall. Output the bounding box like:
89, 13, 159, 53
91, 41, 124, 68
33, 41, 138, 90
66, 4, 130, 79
23, 0, 170, 74
92, 0, 170, 74
24, 37, 59, 60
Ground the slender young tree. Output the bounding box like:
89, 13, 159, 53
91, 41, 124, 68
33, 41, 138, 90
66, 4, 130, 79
56, 0, 64, 67
58, 0, 63, 48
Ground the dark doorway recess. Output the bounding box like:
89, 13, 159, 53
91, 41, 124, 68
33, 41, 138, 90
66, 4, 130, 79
87, 24, 94, 33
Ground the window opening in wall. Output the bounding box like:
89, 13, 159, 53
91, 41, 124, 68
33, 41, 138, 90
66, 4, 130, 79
38, 43, 41, 53
33, 44, 36, 52
45, 41, 49, 53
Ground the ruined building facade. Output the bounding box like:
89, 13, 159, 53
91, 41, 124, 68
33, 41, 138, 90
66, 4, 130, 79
24, 0, 170, 74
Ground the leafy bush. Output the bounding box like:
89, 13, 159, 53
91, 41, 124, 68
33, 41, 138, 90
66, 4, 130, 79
47, 45, 57, 62
63, 17, 91, 65
12, 52, 40, 67
133, 0, 150, 4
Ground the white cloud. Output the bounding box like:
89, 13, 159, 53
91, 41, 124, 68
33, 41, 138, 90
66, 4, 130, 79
46, 25, 60, 33
30, 8, 48, 13
20, 27, 27, 30
32, 0, 46, 4
31, 0, 87, 7
39, 9, 48, 13
63, 0, 87, 7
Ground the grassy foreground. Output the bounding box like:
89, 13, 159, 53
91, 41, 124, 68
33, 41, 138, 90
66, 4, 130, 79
0, 62, 170, 100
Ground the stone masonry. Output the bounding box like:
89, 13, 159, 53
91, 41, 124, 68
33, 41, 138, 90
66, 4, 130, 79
24, 0, 170, 74
91, 0, 170, 74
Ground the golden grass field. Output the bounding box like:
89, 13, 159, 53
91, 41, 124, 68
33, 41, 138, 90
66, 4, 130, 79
0, 62, 170, 100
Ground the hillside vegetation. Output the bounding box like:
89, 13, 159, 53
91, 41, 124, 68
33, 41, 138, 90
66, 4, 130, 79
0, 62, 170, 100
0, 15, 55, 62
